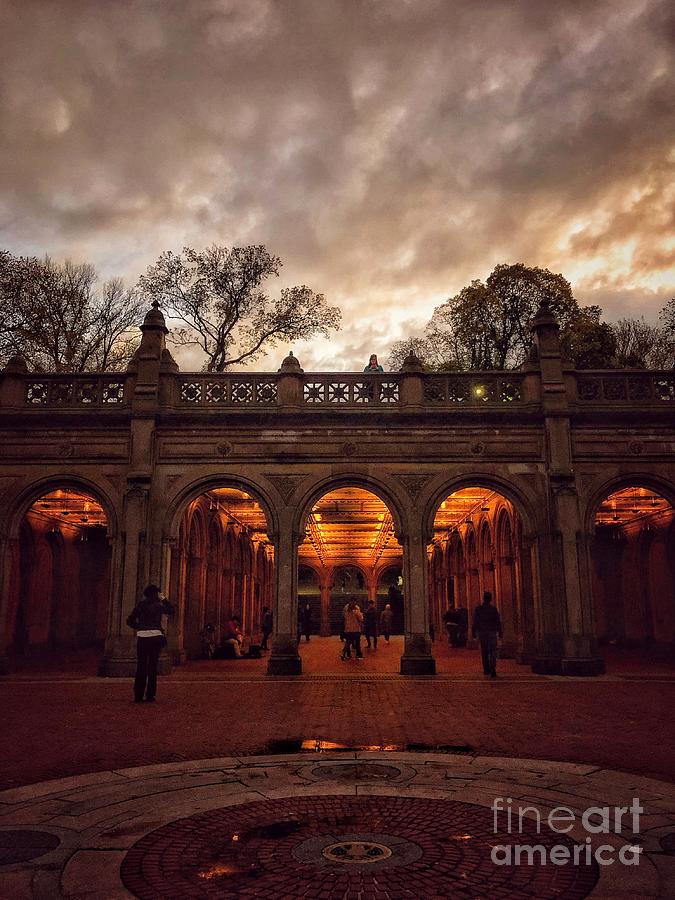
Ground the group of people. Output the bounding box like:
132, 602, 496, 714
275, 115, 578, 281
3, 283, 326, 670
340, 599, 394, 660
128, 582, 504, 703
199, 606, 274, 659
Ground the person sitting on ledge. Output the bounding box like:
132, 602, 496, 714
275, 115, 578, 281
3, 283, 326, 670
363, 353, 384, 373
220, 615, 243, 658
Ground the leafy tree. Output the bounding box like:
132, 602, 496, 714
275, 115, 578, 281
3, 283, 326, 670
0, 251, 143, 371
138, 244, 341, 371
389, 263, 579, 371
561, 305, 616, 369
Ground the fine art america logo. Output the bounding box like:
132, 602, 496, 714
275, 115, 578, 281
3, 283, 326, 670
491, 797, 643, 867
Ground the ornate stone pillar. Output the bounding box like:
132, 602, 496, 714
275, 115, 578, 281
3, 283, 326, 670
102, 481, 149, 676
529, 300, 604, 675
399, 524, 436, 676
267, 518, 302, 676
319, 570, 332, 637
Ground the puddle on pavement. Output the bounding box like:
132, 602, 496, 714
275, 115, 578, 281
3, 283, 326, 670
265, 738, 475, 755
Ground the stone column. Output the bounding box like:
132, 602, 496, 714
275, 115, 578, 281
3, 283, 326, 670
399, 525, 436, 676
267, 517, 302, 675
101, 301, 176, 676
0, 536, 20, 674
102, 481, 149, 675
529, 301, 604, 675
319, 571, 332, 637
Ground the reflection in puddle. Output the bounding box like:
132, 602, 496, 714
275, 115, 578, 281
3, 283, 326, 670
266, 738, 475, 754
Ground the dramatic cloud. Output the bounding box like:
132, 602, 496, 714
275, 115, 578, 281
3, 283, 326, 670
1, 0, 674, 370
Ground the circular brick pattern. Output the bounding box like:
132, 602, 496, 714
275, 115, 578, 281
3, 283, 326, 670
309, 762, 402, 781
0, 829, 60, 865
121, 796, 599, 899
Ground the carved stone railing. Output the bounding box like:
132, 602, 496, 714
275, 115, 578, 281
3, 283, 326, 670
302, 375, 401, 406
22, 375, 128, 407
574, 372, 675, 404
178, 376, 278, 406
421, 373, 524, 405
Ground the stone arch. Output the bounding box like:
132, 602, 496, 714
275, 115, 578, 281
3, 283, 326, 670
423, 473, 537, 544
163, 474, 278, 546
582, 473, 675, 537
1, 475, 117, 669
586, 474, 675, 655
2, 474, 119, 541
294, 473, 406, 541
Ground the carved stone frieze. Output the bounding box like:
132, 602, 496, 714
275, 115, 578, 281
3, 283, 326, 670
266, 473, 306, 503
397, 474, 433, 500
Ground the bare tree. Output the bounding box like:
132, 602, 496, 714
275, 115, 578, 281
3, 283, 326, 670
611, 317, 672, 368
0, 251, 143, 371
138, 244, 341, 371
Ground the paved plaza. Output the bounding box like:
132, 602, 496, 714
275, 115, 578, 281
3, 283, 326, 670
1, 638, 674, 897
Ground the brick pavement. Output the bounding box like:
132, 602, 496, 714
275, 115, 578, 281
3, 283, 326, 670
1, 668, 674, 790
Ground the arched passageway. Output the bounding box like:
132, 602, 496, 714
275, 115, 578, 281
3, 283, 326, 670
297, 486, 404, 671
590, 485, 674, 666
429, 486, 534, 663
169, 487, 274, 662
7, 488, 112, 671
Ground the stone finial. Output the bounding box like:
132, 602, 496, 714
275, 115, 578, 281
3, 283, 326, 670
3, 354, 28, 373
278, 350, 304, 373
399, 350, 424, 373
140, 300, 169, 334
531, 297, 558, 331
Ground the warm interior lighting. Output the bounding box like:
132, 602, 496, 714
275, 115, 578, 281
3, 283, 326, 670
29, 489, 107, 529
594, 486, 672, 528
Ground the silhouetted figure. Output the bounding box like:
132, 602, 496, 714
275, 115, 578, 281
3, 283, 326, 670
298, 602, 312, 642
364, 599, 378, 649
261, 606, 273, 650
472, 592, 502, 678
379, 603, 394, 643
127, 584, 172, 703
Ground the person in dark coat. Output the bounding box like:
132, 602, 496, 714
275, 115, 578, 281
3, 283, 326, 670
298, 602, 312, 642
364, 599, 378, 649
261, 606, 273, 650
379, 603, 394, 643
127, 584, 173, 703
472, 592, 502, 678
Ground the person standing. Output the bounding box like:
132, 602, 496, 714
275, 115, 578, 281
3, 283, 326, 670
379, 603, 394, 643
127, 584, 173, 703
298, 601, 313, 642
342, 598, 364, 659
364, 599, 378, 649
363, 354, 384, 373
472, 592, 502, 678
261, 606, 273, 651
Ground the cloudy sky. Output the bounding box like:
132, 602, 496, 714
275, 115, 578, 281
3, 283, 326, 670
1, 0, 674, 370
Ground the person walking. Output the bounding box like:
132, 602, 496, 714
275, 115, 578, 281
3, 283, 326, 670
364, 599, 378, 649
127, 584, 173, 703
472, 592, 502, 678
379, 603, 394, 643
341, 598, 364, 659
261, 606, 273, 650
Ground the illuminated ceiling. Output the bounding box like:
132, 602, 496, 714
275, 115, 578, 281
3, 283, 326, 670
594, 487, 671, 527
432, 489, 509, 543
28, 489, 107, 528
304, 488, 399, 566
